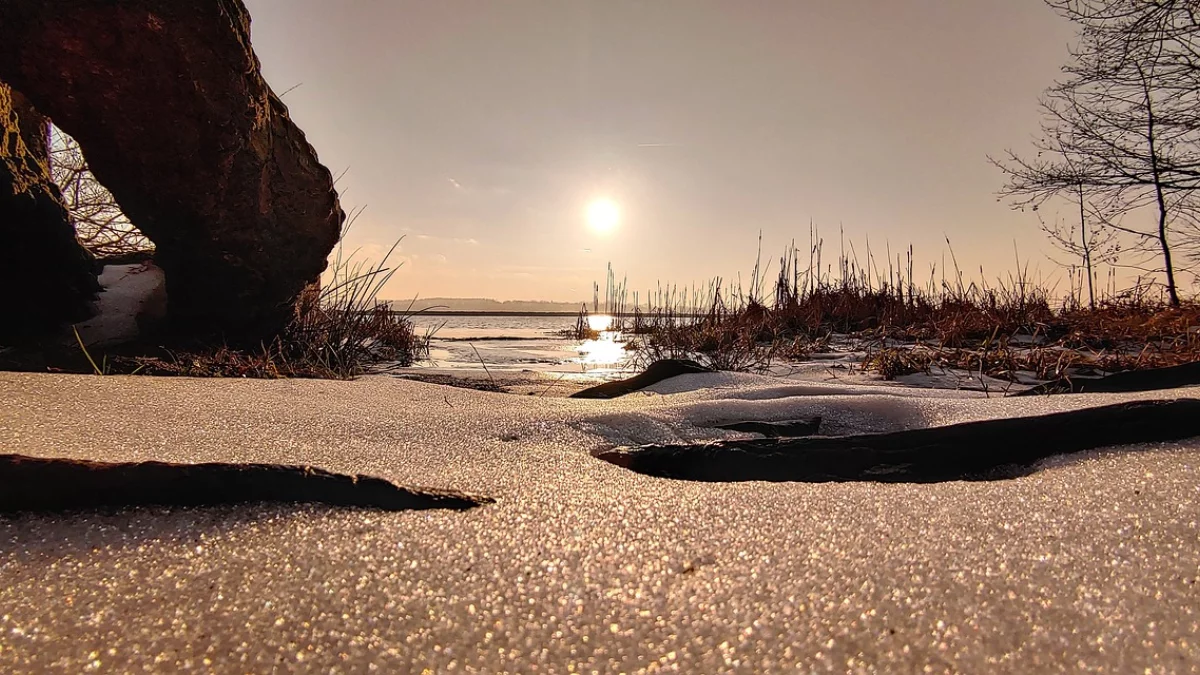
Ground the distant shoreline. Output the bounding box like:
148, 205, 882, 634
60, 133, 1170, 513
402, 310, 584, 317
399, 310, 706, 318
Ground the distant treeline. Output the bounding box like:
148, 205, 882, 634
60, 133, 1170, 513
387, 297, 590, 313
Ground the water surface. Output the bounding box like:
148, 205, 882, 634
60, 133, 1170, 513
407, 313, 633, 379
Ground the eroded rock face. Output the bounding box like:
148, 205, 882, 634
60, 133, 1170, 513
0, 83, 98, 344
0, 1, 345, 343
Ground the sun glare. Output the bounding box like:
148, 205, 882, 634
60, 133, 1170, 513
585, 198, 620, 233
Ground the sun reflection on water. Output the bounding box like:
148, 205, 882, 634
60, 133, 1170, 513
576, 314, 628, 366
586, 313, 614, 332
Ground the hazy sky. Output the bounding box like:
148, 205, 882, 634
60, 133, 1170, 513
244, 0, 1078, 302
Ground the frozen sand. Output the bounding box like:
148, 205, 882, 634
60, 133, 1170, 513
1, 372, 1198, 673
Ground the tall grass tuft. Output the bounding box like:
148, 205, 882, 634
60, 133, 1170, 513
597, 230, 1199, 379
283, 221, 429, 376
105, 211, 433, 379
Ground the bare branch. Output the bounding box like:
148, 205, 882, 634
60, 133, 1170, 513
49, 126, 153, 259
995, 0, 1200, 305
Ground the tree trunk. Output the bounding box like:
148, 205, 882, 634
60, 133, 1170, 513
1140, 67, 1181, 307
1077, 185, 1096, 309
1154, 183, 1180, 306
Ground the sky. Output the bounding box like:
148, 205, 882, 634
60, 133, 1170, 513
244, 0, 1080, 302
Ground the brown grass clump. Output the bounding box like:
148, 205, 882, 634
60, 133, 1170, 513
5, 216, 433, 380
120, 230, 433, 379
861, 346, 936, 380
108, 302, 431, 380
601, 238, 1199, 381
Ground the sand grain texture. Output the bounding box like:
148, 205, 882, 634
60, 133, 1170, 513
1, 372, 1198, 673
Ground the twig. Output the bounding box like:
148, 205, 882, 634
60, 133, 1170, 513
72, 326, 105, 376
537, 373, 569, 397
469, 343, 497, 389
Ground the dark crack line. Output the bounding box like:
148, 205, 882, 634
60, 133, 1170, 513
1012, 361, 1200, 396
708, 417, 822, 438
0, 455, 492, 513
595, 399, 1200, 483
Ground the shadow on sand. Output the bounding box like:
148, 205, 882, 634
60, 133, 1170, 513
0, 455, 492, 514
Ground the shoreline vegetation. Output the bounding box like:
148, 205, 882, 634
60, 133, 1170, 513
0, 219, 438, 380
563, 237, 1200, 388
122, 226, 439, 379
4, 232, 1199, 388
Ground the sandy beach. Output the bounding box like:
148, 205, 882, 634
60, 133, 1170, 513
2, 371, 1198, 673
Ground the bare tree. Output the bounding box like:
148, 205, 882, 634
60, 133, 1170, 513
1047, 1, 1200, 96
1039, 183, 1122, 308
994, 0, 1200, 306
49, 126, 153, 258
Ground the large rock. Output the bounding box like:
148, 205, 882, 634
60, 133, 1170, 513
0, 82, 98, 344
0, 1, 345, 342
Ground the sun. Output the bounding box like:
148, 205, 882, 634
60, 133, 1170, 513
585, 198, 620, 233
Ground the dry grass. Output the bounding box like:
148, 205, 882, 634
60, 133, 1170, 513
602, 237, 1200, 381
121, 222, 433, 379
3, 214, 434, 380
109, 305, 432, 380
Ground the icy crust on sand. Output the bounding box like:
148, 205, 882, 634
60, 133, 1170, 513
1, 372, 1199, 673
583, 370, 1185, 447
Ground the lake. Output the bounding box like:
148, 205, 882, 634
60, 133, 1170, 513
405, 313, 634, 380
403, 312, 1017, 393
